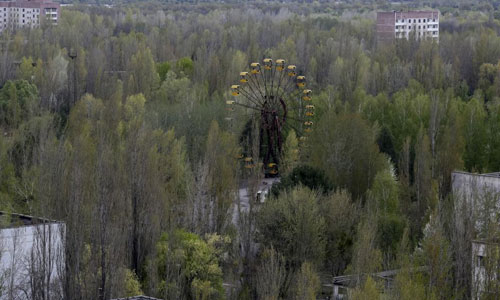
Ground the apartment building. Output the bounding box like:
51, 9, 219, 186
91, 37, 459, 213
0, 212, 65, 298
0, 0, 59, 32
377, 10, 440, 42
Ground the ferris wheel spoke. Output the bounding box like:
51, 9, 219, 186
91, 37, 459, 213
232, 101, 263, 112
239, 86, 264, 106
229, 58, 313, 174
248, 74, 266, 100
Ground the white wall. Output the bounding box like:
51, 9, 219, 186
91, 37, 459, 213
0, 222, 65, 299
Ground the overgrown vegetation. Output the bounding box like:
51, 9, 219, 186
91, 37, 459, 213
2, 1, 500, 299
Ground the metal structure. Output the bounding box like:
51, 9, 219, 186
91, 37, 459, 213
227, 58, 314, 175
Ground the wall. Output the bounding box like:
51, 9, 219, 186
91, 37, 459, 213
0, 222, 65, 299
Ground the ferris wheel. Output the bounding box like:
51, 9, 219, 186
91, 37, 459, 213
227, 58, 314, 176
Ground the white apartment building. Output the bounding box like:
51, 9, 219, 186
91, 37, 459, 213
452, 171, 500, 299
377, 11, 440, 42
0, 212, 65, 299
0, 0, 59, 32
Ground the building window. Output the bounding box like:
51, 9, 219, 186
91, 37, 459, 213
418, 19, 421, 23
409, 26, 411, 29
477, 255, 484, 268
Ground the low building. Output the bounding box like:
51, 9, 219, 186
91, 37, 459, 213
377, 10, 439, 42
452, 171, 500, 299
0, 0, 59, 32
472, 239, 500, 299
0, 212, 65, 298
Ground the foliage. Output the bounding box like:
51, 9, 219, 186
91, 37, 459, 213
124, 269, 143, 297
292, 262, 320, 300
350, 276, 380, 300
2, 3, 500, 299
257, 186, 325, 269
155, 230, 225, 300
308, 112, 387, 200
270, 165, 332, 197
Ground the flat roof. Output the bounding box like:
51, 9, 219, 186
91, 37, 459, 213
452, 171, 500, 179
0, 212, 61, 229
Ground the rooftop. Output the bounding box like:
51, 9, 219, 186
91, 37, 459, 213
0, 212, 61, 229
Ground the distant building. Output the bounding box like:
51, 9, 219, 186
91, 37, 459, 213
452, 172, 500, 227
0, 0, 59, 32
452, 171, 500, 299
0, 212, 65, 298
377, 10, 440, 42
472, 239, 500, 299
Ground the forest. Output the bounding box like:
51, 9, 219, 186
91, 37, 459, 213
1, 0, 500, 299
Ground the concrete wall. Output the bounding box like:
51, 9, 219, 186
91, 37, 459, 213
0, 222, 65, 299
452, 172, 500, 234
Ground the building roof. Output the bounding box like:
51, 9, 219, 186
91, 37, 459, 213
0, 212, 62, 229
111, 296, 163, 300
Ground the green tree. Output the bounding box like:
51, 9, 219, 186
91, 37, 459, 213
322, 190, 358, 276
257, 186, 325, 270
175, 57, 194, 78
270, 165, 332, 197
309, 112, 386, 199
280, 129, 299, 175
127, 45, 160, 100
350, 276, 380, 300
155, 230, 225, 300
292, 262, 320, 300
157, 61, 171, 82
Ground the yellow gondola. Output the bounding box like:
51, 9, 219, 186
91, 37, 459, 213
240, 72, 249, 83
287, 65, 297, 77
244, 157, 254, 168
305, 105, 315, 117
267, 163, 278, 175
226, 100, 235, 105
235, 153, 244, 159
299, 136, 307, 141
276, 59, 286, 71
231, 85, 240, 96
302, 89, 312, 101
263, 58, 273, 70
304, 121, 313, 126
296, 75, 306, 88
250, 63, 261, 74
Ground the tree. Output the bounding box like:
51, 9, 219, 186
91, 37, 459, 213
175, 57, 194, 78
154, 230, 225, 300
417, 213, 453, 299
308, 112, 386, 199
254, 247, 286, 300
157, 61, 171, 82
127, 45, 160, 100
350, 276, 380, 300
348, 216, 382, 283
201, 121, 239, 234
280, 129, 299, 175
257, 186, 325, 270
292, 262, 320, 300
270, 165, 332, 197
322, 190, 359, 276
